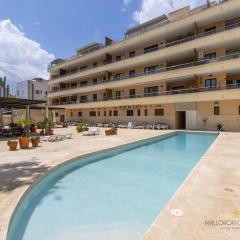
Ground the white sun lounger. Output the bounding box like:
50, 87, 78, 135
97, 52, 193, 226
82, 128, 100, 136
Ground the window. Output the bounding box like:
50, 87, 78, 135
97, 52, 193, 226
144, 86, 159, 96
104, 111, 107, 116
93, 94, 97, 101
80, 81, 88, 87
78, 112, 82, 117
55, 112, 59, 117
70, 110, 73, 117
137, 109, 141, 116
80, 95, 88, 103
144, 44, 158, 54
144, 109, 148, 116
205, 79, 217, 88
93, 78, 97, 85
129, 89, 136, 98
144, 65, 158, 74
129, 51, 135, 58
36, 90, 40, 94
115, 91, 121, 99
109, 110, 112, 116
204, 26, 216, 34
155, 109, 164, 116
116, 55, 121, 61
115, 73, 121, 79
89, 111, 96, 117
126, 110, 134, 116
113, 110, 118, 116
98, 111, 100, 116
80, 66, 87, 71
205, 52, 216, 60
93, 62, 97, 67
214, 106, 220, 115
227, 80, 240, 88
129, 70, 135, 77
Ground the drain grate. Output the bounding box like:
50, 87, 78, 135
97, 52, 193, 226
170, 208, 184, 217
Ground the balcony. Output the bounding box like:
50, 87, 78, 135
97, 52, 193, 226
49, 51, 240, 97
51, 83, 240, 107
49, 0, 233, 70
49, 21, 240, 82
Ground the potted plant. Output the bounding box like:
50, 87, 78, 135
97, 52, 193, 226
19, 134, 30, 149
30, 123, 37, 133
31, 136, 40, 147
37, 122, 45, 136
76, 123, 88, 133
44, 118, 54, 135
7, 140, 18, 151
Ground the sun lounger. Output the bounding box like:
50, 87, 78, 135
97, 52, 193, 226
42, 135, 58, 142
82, 128, 100, 136
64, 133, 73, 139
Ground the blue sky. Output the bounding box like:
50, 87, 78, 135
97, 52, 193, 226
0, 0, 139, 58
0, 0, 207, 91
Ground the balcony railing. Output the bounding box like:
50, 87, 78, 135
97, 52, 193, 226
49, 0, 231, 69
50, 21, 240, 80
51, 83, 240, 106
49, 51, 240, 94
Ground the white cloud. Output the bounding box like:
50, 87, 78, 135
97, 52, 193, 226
123, 0, 133, 6
34, 21, 41, 26
133, 0, 212, 23
0, 19, 55, 93
122, 0, 133, 12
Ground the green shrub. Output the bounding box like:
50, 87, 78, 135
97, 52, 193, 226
76, 123, 88, 133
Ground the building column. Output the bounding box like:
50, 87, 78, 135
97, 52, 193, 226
26, 105, 30, 120
41, 108, 44, 122
52, 110, 56, 123
11, 107, 14, 123
45, 105, 49, 119
0, 108, 3, 126
64, 109, 67, 122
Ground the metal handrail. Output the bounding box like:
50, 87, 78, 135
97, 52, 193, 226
50, 21, 240, 80
49, 51, 240, 93
51, 83, 240, 106
49, 1, 235, 70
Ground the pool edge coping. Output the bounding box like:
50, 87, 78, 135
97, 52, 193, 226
5, 130, 219, 240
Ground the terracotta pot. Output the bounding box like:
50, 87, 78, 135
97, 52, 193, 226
48, 129, 54, 135
19, 137, 30, 149
31, 138, 39, 147
105, 128, 118, 136
30, 126, 37, 133
7, 141, 18, 151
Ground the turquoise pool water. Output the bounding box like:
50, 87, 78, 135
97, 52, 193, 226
8, 132, 217, 240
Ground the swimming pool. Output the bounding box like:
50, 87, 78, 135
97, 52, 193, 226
7, 132, 217, 240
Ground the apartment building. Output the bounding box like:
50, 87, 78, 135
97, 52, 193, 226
0, 76, 9, 97
17, 78, 48, 101
48, 0, 240, 131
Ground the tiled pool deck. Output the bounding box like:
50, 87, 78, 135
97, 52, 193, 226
0, 127, 239, 240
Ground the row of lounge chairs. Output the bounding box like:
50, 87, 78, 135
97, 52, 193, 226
42, 133, 73, 142
95, 122, 169, 130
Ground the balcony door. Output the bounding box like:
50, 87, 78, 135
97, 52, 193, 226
205, 78, 217, 88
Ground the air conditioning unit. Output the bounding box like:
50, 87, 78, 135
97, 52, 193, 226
198, 51, 204, 58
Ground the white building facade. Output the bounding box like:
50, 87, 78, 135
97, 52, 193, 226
16, 78, 48, 100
